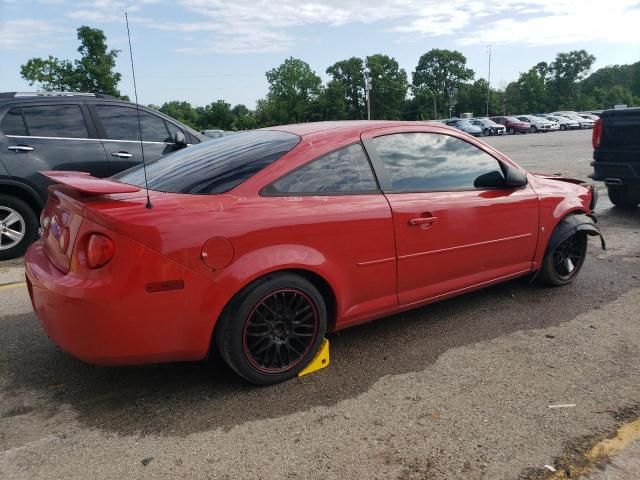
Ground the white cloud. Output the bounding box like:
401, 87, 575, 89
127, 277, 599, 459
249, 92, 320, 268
11, 0, 640, 53
0, 19, 65, 50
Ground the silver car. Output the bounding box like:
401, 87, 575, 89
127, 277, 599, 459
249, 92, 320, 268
552, 112, 594, 129
541, 115, 581, 131
517, 115, 556, 133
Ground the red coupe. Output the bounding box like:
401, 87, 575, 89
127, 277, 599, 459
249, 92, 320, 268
25, 121, 604, 384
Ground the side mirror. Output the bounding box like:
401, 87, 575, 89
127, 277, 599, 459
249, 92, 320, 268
504, 165, 528, 188
474, 170, 506, 188
174, 131, 187, 147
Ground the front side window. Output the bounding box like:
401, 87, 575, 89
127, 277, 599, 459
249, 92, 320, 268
264, 143, 378, 195
115, 130, 300, 194
1, 108, 28, 136
21, 105, 88, 138
372, 132, 504, 192
96, 105, 173, 142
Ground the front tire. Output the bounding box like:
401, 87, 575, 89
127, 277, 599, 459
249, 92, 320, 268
530, 126, 538, 133
607, 185, 640, 209
538, 232, 588, 286
0, 195, 38, 261
508, 127, 515, 135
560, 124, 566, 131
215, 273, 327, 385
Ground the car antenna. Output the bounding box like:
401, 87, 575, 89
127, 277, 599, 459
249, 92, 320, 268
125, 12, 152, 209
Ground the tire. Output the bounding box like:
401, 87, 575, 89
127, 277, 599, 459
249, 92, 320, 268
508, 127, 515, 135
560, 124, 566, 131
607, 185, 640, 209
0, 195, 38, 261
530, 126, 538, 133
538, 232, 588, 286
214, 272, 327, 385
483, 128, 491, 137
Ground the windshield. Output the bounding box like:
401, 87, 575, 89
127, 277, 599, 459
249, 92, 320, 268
505, 117, 521, 122
115, 130, 300, 194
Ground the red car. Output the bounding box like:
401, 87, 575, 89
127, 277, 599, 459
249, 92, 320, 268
490, 116, 531, 134
25, 121, 604, 384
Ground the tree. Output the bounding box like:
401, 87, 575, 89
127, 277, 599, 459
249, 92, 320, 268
515, 62, 550, 113
412, 49, 474, 118
264, 57, 322, 124
326, 57, 366, 119
365, 54, 408, 119
231, 104, 256, 130
158, 101, 199, 129
200, 100, 235, 130
21, 26, 122, 97
548, 50, 595, 109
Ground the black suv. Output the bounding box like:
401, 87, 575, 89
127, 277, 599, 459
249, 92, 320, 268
591, 107, 640, 208
0, 92, 206, 259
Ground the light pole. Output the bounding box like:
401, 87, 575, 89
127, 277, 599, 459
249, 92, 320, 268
486, 44, 492, 117
448, 86, 457, 118
365, 72, 372, 120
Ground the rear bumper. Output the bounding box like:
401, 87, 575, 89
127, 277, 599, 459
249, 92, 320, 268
25, 236, 225, 366
590, 161, 640, 186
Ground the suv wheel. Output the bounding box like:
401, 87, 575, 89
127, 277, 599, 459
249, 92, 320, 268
0, 195, 38, 260
607, 185, 640, 209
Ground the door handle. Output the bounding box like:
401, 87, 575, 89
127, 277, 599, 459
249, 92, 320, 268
408, 216, 438, 227
111, 151, 133, 158
8, 145, 34, 152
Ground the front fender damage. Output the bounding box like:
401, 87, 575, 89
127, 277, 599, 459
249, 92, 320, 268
547, 213, 606, 253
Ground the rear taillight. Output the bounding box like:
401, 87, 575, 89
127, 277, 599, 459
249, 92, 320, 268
85, 233, 115, 269
592, 118, 602, 149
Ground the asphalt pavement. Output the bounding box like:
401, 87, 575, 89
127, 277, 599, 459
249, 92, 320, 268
0, 129, 638, 479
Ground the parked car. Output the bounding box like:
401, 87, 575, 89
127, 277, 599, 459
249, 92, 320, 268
579, 113, 600, 121
541, 115, 581, 131
444, 119, 482, 136
203, 129, 225, 139
0, 91, 207, 260
490, 116, 530, 134
552, 112, 595, 129
25, 121, 604, 385
469, 118, 506, 136
591, 107, 640, 208
516, 115, 557, 133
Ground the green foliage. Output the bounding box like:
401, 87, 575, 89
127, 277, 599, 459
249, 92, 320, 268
264, 57, 323, 124
326, 57, 366, 119
21, 26, 122, 97
365, 54, 408, 119
412, 49, 475, 118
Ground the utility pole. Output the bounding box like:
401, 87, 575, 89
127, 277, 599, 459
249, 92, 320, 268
486, 44, 492, 117
365, 72, 372, 120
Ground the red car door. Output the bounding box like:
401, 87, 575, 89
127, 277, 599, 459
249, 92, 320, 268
362, 126, 539, 306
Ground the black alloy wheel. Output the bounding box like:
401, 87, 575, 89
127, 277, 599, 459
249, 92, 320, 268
243, 289, 319, 374
538, 232, 588, 286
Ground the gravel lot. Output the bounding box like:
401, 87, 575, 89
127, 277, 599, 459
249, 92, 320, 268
1, 129, 638, 479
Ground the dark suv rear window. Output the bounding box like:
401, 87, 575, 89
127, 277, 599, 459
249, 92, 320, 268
115, 130, 300, 194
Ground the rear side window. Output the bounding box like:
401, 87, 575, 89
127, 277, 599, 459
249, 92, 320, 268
372, 132, 504, 192
115, 130, 300, 194
264, 143, 378, 195
1, 108, 28, 136
96, 105, 173, 143
21, 105, 88, 138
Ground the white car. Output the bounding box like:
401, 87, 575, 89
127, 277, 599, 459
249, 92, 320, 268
517, 115, 556, 133
542, 115, 581, 131
551, 112, 594, 129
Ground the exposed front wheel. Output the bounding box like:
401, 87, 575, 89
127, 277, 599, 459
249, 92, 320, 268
215, 273, 327, 385
508, 127, 515, 135
560, 124, 566, 131
0, 195, 38, 261
607, 185, 640, 209
530, 126, 538, 133
538, 232, 588, 286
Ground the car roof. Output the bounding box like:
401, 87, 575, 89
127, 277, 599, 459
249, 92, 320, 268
262, 120, 444, 138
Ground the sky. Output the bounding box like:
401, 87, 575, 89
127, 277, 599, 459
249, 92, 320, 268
1, 0, 640, 109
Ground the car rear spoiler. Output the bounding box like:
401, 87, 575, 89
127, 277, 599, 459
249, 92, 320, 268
40, 171, 140, 195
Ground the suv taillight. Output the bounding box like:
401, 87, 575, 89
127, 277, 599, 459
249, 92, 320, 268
592, 118, 602, 149
85, 233, 115, 269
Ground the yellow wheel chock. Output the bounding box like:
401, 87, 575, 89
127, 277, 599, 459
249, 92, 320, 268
298, 338, 330, 377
